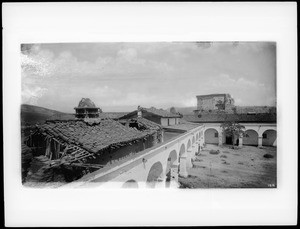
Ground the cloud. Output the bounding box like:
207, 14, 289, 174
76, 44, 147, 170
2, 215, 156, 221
179, 97, 197, 107
21, 42, 276, 111
22, 85, 48, 105
205, 73, 275, 106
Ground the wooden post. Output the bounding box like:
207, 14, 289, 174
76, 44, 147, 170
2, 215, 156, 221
53, 140, 57, 159
45, 138, 51, 158
56, 142, 60, 159
62, 145, 68, 157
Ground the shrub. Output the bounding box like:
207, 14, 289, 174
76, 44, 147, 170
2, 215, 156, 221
263, 154, 274, 159
222, 161, 230, 165
209, 150, 220, 155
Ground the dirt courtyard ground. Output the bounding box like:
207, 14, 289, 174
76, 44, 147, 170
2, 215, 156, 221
179, 144, 277, 188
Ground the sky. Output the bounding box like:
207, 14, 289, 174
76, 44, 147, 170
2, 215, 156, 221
21, 42, 276, 113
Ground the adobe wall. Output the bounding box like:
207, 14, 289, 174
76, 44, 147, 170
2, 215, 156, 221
161, 117, 176, 126
169, 118, 176, 126
262, 130, 277, 146
197, 94, 235, 111
243, 130, 259, 146
197, 95, 225, 111
204, 128, 219, 144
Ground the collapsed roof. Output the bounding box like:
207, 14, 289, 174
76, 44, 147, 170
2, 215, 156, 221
27, 117, 162, 167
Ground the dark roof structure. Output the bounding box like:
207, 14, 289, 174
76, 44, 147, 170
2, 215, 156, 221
118, 117, 162, 131
39, 119, 158, 153
75, 98, 97, 108
102, 112, 129, 120
29, 117, 161, 166
119, 106, 181, 119
183, 113, 277, 123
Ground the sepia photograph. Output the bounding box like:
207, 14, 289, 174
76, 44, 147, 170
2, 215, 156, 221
21, 42, 277, 189
3, 2, 297, 227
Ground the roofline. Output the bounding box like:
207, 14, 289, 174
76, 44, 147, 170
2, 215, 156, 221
188, 120, 277, 124
118, 110, 138, 119
140, 108, 181, 118
196, 93, 228, 98
74, 107, 100, 109
119, 109, 181, 119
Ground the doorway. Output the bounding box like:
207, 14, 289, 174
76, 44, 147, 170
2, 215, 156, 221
226, 136, 232, 144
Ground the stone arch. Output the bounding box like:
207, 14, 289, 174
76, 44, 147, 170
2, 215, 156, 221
187, 139, 191, 150
196, 133, 199, 140
262, 129, 277, 146
178, 143, 187, 177
243, 129, 259, 146
192, 136, 195, 144
146, 161, 164, 188
165, 150, 178, 188
122, 179, 139, 188
204, 128, 219, 144
179, 143, 185, 157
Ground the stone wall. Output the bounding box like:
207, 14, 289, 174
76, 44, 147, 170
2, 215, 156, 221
197, 94, 234, 111
204, 128, 219, 144
243, 130, 259, 146
262, 130, 277, 146
196, 94, 276, 114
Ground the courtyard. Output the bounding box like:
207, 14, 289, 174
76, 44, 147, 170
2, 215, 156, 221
179, 144, 277, 188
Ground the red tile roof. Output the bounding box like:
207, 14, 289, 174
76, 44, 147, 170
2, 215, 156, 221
118, 117, 163, 131
102, 112, 129, 119
183, 113, 276, 123
36, 118, 157, 155
119, 106, 181, 119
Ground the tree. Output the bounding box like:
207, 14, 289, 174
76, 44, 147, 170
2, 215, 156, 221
170, 107, 177, 114
221, 121, 246, 147
215, 100, 225, 110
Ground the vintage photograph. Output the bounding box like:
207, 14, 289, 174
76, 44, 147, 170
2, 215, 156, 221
20, 42, 277, 189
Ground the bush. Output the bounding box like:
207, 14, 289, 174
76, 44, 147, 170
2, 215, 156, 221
188, 175, 197, 178
209, 150, 220, 155
179, 181, 193, 189
263, 154, 274, 159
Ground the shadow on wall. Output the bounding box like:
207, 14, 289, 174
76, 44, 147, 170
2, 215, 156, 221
146, 161, 164, 188
122, 179, 139, 188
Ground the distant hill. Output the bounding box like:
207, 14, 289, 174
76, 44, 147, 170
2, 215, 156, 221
21, 104, 68, 125
168, 107, 196, 115
21, 104, 130, 126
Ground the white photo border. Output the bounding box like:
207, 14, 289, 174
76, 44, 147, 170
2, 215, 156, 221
3, 2, 297, 226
